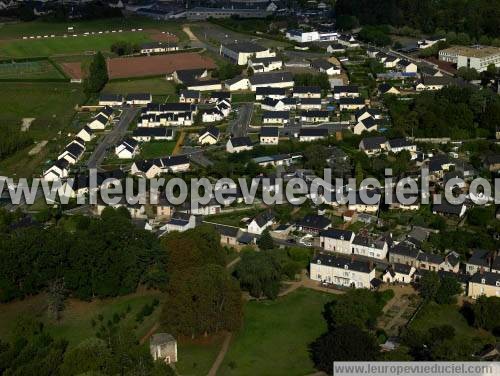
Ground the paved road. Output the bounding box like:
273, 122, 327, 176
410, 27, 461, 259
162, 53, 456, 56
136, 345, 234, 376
87, 107, 139, 169
228, 103, 253, 137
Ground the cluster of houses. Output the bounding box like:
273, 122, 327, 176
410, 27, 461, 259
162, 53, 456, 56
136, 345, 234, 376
43, 106, 115, 181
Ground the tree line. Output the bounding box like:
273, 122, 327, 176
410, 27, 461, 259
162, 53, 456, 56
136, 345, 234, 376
335, 0, 500, 40
0, 125, 33, 160
0, 207, 167, 302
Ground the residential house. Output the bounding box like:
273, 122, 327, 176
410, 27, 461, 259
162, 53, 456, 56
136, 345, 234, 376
298, 98, 322, 110
351, 234, 388, 260
415, 76, 453, 91
262, 111, 290, 125
310, 253, 376, 289
298, 128, 328, 142
333, 85, 360, 100
260, 127, 280, 145
43, 159, 70, 181
300, 110, 330, 123
398, 59, 418, 73
353, 116, 378, 135
261, 97, 286, 111
201, 108, 225, 123
389, 242, 420, 267
198, 126, 220, 145
483, 155, 500, 172
417, 252, 444, 271
58, 141, 85, 165
115, 138, 139, 159
125, 93, 152, 105
466, 249, 493, 275
386, 138, 417, 154
359, 136, 387, 155
88, 114, 109, 130
220, 42, 275, 65
337, 34, 360, 49
378, 83, 400, 95
327, 44, 346, 54
131, 155, 190, 177
339, 97, 365, 111
320, 228, 354, 255
132, 128, 174, 142
226, 137, 253, 153
432, 201, 466, 218
468, 271, 500, 298
310, 59, 341, 75
255, 87, 287, 101
348, 190, 381, 214
248, 56, 283, 72
383, 56, 400, 68
247, 210, 275, 234
248, 71, 294, 91
99, 93, 124, 106
296, 214, 331, 234
252, 153, 302, 168
76, 126, 95, 142
225, 76, 250, 91
293, 86, 322, 99
179, 90, 201, 104
383, 264, 416, 284
161, 212, 198, 233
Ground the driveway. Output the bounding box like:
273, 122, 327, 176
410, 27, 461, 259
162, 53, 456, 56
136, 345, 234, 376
228, 103, 253, 137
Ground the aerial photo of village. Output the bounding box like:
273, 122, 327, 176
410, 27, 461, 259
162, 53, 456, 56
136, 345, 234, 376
0, 0, 499, 375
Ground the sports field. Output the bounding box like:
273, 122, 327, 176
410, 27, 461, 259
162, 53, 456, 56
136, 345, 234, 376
0, 31, 152, 59
0, 59, 66, 79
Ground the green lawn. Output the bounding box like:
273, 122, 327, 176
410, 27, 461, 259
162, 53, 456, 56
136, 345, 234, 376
409, 302, 495, 342
0, 82, 86, 177
0, 290, 164, 347
0, 32, 152, 58
219, 288, 333, 376
104, 77, 177, 97
140, 140, 177, 159
0, 59, 65, 79
176, 335, 226, 376
205, 208, 261, 227
232, 92, 255, 103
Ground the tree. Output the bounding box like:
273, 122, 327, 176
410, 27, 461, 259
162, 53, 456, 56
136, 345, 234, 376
235, 251, 282, 299
472, 296, 500, 332
47, 279, 66, 320
435, 275, 462, 304
310, 325, 378, 373
419, 271, 440, 300
457, 67, 480, 81
161, 264, 242, 337
83, 52, 109, 95
257, 229, 274, 250
60, 338, 116, 375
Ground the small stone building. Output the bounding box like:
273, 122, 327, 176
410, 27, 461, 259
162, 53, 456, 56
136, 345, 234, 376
150, 333, 178, 364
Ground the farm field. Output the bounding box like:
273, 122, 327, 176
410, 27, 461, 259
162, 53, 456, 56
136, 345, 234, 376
0, 59, 66, 79
219, 288, 333, 376
0, 289, 163, 347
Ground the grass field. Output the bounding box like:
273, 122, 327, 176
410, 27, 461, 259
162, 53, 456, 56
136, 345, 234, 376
409, 302, 495, 342
0, 82, 86, 177
0, 290, 164, 347
176, 335, 226, 376
206, 208, 261, 227
103, 77, 178, 97
0, 17, 185, 41
219, 288, 333, 376
140, 140, 177, 159
0, 32, 152, 58
0, 59, 65, 79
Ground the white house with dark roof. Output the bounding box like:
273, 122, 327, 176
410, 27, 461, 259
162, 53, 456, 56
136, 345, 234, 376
255, 87, 287, 101
161, 212, 198, 233
310, 253, 376, 288
261, 97, 286, 111
466, 249, 494, 275
310, 59, 341, 75
339, 97, 365, 111
468, 271, 500, 298
99, 93, 124, 106
320, 228, 354, 255
249, 71, 294, 91
262, 111, 290, 125
354, 116, 378, 135
247, 210, 276, 234
260, 127, 280, 145
43, 159, 70, 181
351, 234, 388, 260
383, 263, 416, 284
386, 138, 417, 154
125, 93, 152, 105
226, 137, 253, 153
220, 42, 275, 65
201, 107, 225, 123
198, 126, 220, 145
293, 86, 322, 99
88, 114, 109, 130
76, 126, 95, 142
131, 155, 190, 178
248, 56, 283, 72
298, 98, 322, 110
300, 110, 330, 123
115, 138, 139, 159
333, 85, 360, 100
58, 141, 85, 165
298, 127, 328, 142
132, 128, 174, 142
179, 90, 201, 104
359, 136, 387, 155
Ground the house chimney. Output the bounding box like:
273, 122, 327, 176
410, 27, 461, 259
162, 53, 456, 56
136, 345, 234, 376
351, 254, 355, 263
